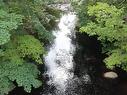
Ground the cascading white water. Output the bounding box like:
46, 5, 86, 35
44, 13, 77, 94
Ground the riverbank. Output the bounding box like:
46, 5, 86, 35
8, 31, 127, 95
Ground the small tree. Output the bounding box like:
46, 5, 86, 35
80, 2, 127, 71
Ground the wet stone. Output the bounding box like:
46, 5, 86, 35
103, 72, 118, 79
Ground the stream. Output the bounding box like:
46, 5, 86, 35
9, 4, 127, 95
44, 13, 77, 95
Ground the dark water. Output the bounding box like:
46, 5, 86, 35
9, 32, 127, 95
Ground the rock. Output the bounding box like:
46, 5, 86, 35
103, 71, 118, 79
48, 4, 72, 12
82, 74, 91, 83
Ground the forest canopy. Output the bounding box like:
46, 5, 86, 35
0, 0, 61, 94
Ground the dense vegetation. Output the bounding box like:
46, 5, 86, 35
72, 0, 127, 71
1, 0, 127, 94
0, 0, 60, 94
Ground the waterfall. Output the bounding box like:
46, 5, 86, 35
44, 12, 77, 94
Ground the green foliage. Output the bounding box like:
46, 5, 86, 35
80, 2, 124, 41
2, 35, 45, 64
0, 9, 23, 45
0, 62, 42, 94
0, 29, 10, 45
4, 49, 24, 65
0, 77, 15, 95
80, 2, 127, 71
32, 17, 54, 41
0, 0, 61, 94
71, 0, 89, 26
96, 0, 127, 14
71, 0, 127, 26
16, 35, 45, 64
6, 0, 59, 42
104, 49, 127, 69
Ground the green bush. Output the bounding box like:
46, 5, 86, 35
80, 2, 127, 71
0, 62, 42, 94
16, 35, 45, 64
